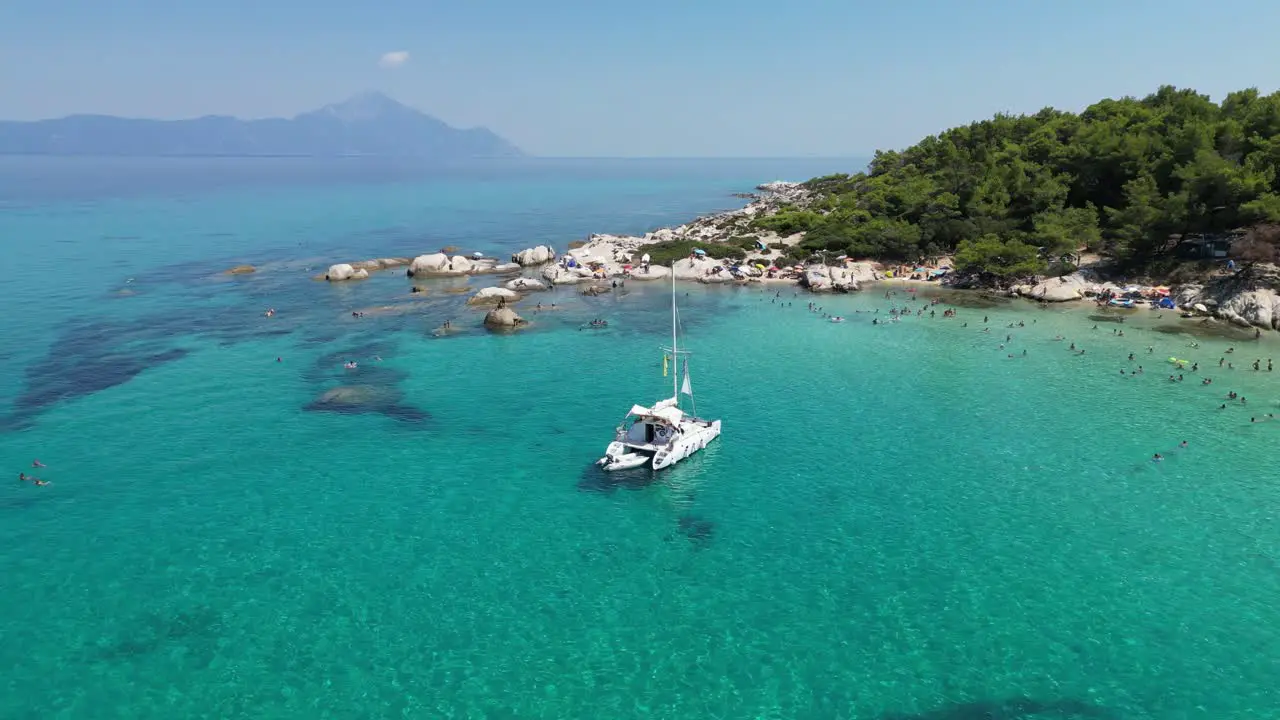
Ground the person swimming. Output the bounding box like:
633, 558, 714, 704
1179, 441, 1188, 448
32, 460, 45, 468
1152, 454, 1163, 462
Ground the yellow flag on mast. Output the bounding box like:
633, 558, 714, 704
662, 354, 669, 377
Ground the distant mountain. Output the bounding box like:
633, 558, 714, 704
0, 92, 523, 158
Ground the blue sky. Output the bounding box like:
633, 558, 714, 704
3, 0, 1279, 156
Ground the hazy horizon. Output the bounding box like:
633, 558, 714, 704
6, 0, 1280, 156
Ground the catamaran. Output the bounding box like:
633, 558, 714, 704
596, 272, 722, 472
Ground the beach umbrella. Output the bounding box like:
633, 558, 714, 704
693, 248, 707, 256
472, 251, 484, 258
767, 266, 778, 271
755, 263, 765, 269
1194, 303, 1208, 313
641, 253, 650, 263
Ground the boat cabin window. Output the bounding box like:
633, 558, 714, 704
624, 418, 673, 445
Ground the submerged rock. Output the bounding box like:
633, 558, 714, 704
225, 264, 256, 275
304, 385, 427, 423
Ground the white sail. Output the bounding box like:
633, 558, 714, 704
681, 360, 692, 396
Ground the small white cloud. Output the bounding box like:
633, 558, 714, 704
378, 51, 410, 69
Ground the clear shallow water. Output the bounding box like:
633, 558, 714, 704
2, 158, 1279, 719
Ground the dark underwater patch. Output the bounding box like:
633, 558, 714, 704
8, 289, 307, 425
942, 292, 1013, 309
1087, 313, 1127, 324
878, 697, 1117, 720
302, 384, 428, 423
676, 514, 714, 548
15, 346, 189, 415
89, 606, 223, 666
1152, 322, 1259, 341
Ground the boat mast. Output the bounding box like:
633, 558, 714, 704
671, 267, 679, 403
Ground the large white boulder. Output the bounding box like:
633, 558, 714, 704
325, 263, 370, 281
802, 268, 831, 292
1175, 284, 1205, 307
671, 257, 719, 281
483, 306, 526, 330
1024, 270, 1100, 302
541, 264, 591, 285
1217, 288, 1280, 329
407, 253, 450, 277
511, 245, 556, 266
627, 265, 671, 281
468, 287, 521, 305
505, 277, 548, 292
846, 262, 880, 283
350, 257, 412, 272
448, 256, 474, 275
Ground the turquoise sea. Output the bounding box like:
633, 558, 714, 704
2, 157, 1278, 720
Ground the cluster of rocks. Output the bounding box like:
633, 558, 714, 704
320, 253, 527, 282
323, 257, 413, 281
1175, 265, 1280, 330
405, 254, 520, 278
510, 245, 556, 266
798, 262, 880, 293
1009, 270, 1104, 303
1005, 264, 1280, 332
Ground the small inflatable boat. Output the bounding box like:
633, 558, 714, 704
597, 452, 649, 471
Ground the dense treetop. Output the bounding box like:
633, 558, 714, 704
753, 86, 1280, 277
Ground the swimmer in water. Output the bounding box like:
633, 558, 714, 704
1152, 454, 1163, 462
1179, 441, 1188, 448
32, 460, 45, 468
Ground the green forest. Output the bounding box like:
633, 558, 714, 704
753, 85, 1280, 278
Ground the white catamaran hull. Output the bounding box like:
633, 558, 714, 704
598, 419, 721, 472
596, 267, 721, 473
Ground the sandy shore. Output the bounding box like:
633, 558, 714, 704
309, 179, 1280, 333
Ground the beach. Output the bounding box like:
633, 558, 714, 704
3, 158, 1279, 719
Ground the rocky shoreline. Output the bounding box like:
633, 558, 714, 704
298, 180, 1280, 332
